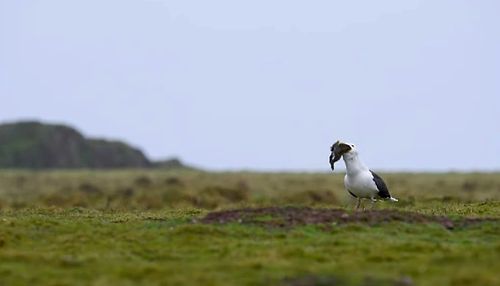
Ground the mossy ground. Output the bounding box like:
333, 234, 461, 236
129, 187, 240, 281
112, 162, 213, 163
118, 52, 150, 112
0, 171, 499, 285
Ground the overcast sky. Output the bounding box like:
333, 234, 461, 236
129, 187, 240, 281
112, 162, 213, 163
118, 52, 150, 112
1, 1, 499, 171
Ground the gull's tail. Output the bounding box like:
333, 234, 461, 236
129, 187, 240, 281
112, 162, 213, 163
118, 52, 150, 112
389, 197, 398, 202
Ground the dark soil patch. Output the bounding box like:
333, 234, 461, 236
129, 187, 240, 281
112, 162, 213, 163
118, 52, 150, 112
281, 274, 414, 286
201, 207, 497, 229
281, 275, 344, 286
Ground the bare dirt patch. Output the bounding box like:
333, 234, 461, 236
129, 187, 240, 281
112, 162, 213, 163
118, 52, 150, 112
201, 207, 496, 229
280, 274, 414, 286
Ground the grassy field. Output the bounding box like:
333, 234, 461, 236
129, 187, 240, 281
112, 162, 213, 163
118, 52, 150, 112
0, 170, 499, 285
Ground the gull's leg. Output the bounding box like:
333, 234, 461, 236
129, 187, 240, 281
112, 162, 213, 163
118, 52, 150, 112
370, 198, 377, 210
356, 198, 361, 210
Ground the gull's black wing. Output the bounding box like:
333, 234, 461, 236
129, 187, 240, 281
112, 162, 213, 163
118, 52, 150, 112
370, 170, 391, 199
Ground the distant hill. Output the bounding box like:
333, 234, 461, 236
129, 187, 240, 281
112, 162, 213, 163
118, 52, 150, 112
0, 121, 185, 169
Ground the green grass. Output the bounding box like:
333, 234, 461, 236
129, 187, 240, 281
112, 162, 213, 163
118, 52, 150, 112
0, 170, 499, 285
1, 170, 499, 210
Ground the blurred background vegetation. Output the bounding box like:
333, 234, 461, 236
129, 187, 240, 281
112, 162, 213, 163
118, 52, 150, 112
0, 120, 498, 212
0, 169, 498, 211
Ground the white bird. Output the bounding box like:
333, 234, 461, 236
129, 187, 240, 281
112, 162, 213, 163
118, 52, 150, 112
329, 140, 398, 209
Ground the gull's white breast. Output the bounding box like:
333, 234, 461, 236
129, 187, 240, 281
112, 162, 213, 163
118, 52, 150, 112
344, 171, 378, 198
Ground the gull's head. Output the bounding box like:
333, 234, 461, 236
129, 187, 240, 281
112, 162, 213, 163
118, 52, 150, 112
329, 140, 356, 171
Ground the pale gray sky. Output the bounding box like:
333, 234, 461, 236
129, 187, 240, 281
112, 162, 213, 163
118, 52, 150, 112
1, 1, 499, 171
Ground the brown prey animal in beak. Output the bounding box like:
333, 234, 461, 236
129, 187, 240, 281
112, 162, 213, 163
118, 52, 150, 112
329, 141, 352, 171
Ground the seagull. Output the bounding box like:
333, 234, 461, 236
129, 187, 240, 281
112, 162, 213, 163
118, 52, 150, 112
329, 140, 398, 209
